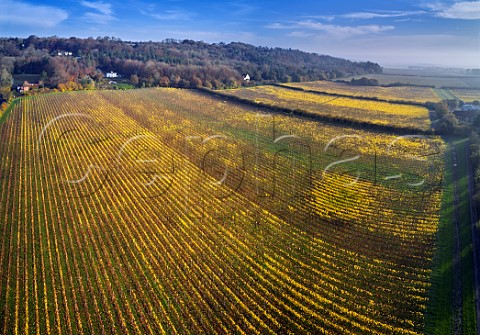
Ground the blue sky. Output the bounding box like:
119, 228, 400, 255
1, 0, 479, 68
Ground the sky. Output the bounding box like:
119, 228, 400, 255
0, 0, 479, 68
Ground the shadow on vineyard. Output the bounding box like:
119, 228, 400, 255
0, 88, 456, 334
0, 0, 479, 330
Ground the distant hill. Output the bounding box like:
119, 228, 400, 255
0, 35, 382, 89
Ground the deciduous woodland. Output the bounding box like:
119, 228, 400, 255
0, 36, 381, 90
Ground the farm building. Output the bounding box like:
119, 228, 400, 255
16, 81, 38, 94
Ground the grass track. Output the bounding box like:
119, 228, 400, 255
425, 138, 477, 334
433, 89, 457, 101
455, 139, 477, 335
424, 141, 455, 334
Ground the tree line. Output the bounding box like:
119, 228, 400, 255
0, 35, 382, 91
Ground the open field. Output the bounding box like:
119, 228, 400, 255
0, 88, 447, 334
221, 85, 432, 131
342, 72, 480, 89
283, 81, 441, 103
449, 89, 480, 103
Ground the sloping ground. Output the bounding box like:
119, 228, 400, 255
0, 89, 445, 334
284, 81, 441, 103
221, 85, 432, 132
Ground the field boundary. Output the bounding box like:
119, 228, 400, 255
200, 88, 433, 135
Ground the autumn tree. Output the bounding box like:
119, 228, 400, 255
130, 74, 139, 86
81, 75, 95, 89
0, 57, 13, 87
434, 101, 449, 118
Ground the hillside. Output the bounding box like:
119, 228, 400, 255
0, 36, 381, 90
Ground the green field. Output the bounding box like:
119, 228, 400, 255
433, 89, 458, 101
425, 138, 477, 334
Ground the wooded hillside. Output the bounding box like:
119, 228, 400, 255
0, 35, 381, 89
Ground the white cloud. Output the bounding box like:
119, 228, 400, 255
342, 10, 426, 19
0, 0, 68, 28
265, 22, 295, 29
298, 20, 394, 35
81, 1, 117, 22
83, 12, 116, 22
430, 1, 480, 19
81, 1, 112, 15
267, 20, 394, 38
141, 9, 192, 21
303, 15, 336, 22
304, 4, 480, 23
287, 31, 314, 38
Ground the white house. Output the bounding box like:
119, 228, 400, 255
243, 74, 250, 81
57, 51, 73, 56
106, 71, 118, 78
